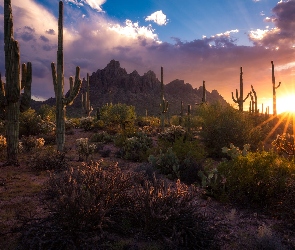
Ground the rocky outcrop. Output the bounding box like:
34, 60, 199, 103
35, 59, 228, 117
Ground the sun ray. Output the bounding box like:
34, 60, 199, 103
263, 112, 289, 145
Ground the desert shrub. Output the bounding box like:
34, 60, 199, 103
20, 135, 45, 152
37, 104, 56, 122
20, 162, 215, 249
90, 131, 113, 143
19, 108, 55, 136
118, 132, 153, 161
100, 103, 136, 134
149, 148, 180, 179
196, 102, 255, 157
158, 125, 186, 146
0, 135, 7, 151
216, 149, 294, 206
79, 116, 94, 131
132, 176, 215, 248
46, 162, 134, 233
137, 116, 160, 127
65, 118, 76, 131
150, 136, 206, 182
76, 138, 97, 161
272, 133, 295, 156
27, 146, 67, 171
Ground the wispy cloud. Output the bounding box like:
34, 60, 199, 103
65, 0, 106, 12
145, 10, 168, 26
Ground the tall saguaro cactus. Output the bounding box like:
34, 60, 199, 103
232, 67, 250, 111
82, 73, 93, 116
2, 0, 32, 165
271, 61, 281, 116
160, 67, 168, 131
51, 1, 81, 151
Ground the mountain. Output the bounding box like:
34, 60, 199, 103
33, 60, 228, 117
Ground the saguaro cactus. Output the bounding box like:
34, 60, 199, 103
82, 73, 93, 116
250, 85, 258, 113
271, 61, 281, 116
202, 80, 207, 103
1, 0, 32, 165
51, 1, 81, 152
160, 67, 168, 131
232, 67, 250, 111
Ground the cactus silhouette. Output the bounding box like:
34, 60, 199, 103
271, 61, 281, 116
82, 73, 93, 116
160, 67, 168, 131
1, 0, 32, 165
232, 67, 250, 111
250, 85, 258, 113
51, 1, 81, 152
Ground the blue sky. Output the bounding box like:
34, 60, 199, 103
1, 0, 295, 113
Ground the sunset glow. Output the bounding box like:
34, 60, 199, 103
277, 95, 295, 114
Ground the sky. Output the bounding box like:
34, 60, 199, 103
1, 0, 295, 113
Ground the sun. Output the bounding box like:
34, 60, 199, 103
277, 94, 295, 114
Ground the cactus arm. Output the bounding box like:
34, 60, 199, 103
232, 91, 238, 103
20, 62, 32, 112
276, 81, 281, 89
243, 92, 251, 102
63, 66, 82, 106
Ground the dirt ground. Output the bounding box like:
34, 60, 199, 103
0, 128, 295, 249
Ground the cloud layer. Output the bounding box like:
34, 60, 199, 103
0, 0, 295, 113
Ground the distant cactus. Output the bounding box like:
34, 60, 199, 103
82, 73, 93, 116
179, 100, 184, 125
202, 80, 207, 103
271, 61, 281, 116
187, 104, 191, 132
196, 80, 207, 105
51, 1, 81, 152
1, 0, 32, 165
160, 67, 168, 131
250, 85, 258, 113
232, 67, 250, 111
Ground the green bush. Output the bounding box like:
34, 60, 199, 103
19, 108, 55, 136
27, 146, 67, 171
216, 150, 294, 206
100, 103, 136, 134
79, 116, 94, 131
196, 102, 258, 157
118, 132, 153, 162
37, 104, 56, 122
90, 131, 113, 143
20, 135, 45, 152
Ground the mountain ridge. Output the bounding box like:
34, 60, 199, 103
32, 59, 228, 117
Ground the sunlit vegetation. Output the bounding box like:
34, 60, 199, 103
2, 101, 295, 249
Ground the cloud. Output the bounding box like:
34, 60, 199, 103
145, 10, 168, 26
65, 0, 106, 12
46, 29, 55, 35
249, 0, 295, 48
40, 35, 49, 42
